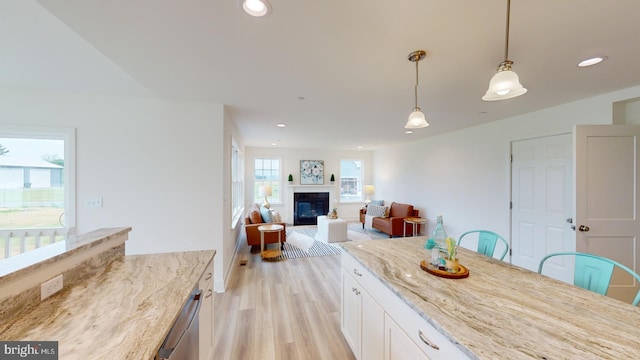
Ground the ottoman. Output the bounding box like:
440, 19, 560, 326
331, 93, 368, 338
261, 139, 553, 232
317, 215, 348, 243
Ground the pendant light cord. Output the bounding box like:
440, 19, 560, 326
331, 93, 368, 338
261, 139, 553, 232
504, 0, 511, 61
414, 59, 419, 108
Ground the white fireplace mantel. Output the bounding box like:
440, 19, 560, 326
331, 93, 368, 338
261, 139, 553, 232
287, 184, 337, 189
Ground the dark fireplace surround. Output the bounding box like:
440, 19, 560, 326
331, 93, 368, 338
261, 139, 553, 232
293, 192, 329, 226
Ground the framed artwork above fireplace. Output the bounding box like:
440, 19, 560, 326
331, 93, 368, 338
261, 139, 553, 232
300, 160, 324, 185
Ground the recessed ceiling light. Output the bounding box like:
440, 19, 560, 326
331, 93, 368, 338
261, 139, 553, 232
357, 146, 363, 149
277, 123, 286, 128
405, 130, 413, 134
271, 142, 277, 146
578, 56, 606, 67
239, 0, 271, 17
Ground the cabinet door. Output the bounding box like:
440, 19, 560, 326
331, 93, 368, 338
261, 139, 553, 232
384, 314, 429, 360
361, 288, 384, 360
199, 260, 214, 360
341, 271, 362, 359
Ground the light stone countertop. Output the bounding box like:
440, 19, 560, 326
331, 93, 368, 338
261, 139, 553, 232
1, 250, 215, 360
340, 237, 640, 360
0, 227, 132, 281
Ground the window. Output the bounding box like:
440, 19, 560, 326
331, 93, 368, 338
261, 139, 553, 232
340, 159, 363, 202
0, 126, 76, 258
254, 157, 281, 203
231, 138, 244, 226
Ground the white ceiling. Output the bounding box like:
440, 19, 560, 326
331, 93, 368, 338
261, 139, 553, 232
3, 0, 640, 149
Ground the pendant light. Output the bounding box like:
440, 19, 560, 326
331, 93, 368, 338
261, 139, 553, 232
482, 0, 527, 101
405, 50, 429, 129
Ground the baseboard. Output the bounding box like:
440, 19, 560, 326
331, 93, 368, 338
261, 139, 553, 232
215, 231, 247, 293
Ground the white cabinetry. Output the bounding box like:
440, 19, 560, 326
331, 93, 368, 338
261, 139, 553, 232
341, 254, 384, 360
384, 314, 429, 360
341, 252, 470, 360
199, 257, 215, 360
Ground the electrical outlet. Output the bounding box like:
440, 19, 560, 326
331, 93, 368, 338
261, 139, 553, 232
41, 274, 64, 301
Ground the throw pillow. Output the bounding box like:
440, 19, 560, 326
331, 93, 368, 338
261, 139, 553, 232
366, 204, 387, 217
249, 210, 262, 224
260, 206, 273, 223
370, 199, 384, 206
271, 210, 282, 223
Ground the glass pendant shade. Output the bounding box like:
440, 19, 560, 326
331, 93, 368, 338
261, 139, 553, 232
482, 68, 527, 101
405, 108, 429, 129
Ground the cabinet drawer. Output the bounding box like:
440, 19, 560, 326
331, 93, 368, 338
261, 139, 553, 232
199, 258, 214, 292
342, 252, 384, 293
383, 291, 469, 359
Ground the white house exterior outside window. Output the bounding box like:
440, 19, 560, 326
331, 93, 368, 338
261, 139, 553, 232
340, 159, 363, 203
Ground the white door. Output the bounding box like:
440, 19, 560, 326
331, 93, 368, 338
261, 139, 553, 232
575, 124, 640, 303
511, 134, 574, 281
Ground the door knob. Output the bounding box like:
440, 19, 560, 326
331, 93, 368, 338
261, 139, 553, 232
578, 225, 590, 232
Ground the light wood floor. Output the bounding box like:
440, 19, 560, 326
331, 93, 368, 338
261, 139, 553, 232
213, 245, 356, 360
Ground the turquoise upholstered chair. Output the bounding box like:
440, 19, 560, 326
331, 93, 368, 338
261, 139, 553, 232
538, 252, 640, 306
458, 230, 509, 261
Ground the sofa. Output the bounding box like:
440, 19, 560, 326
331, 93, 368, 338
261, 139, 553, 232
244, 203, 287, 247
359, 202, 420, 238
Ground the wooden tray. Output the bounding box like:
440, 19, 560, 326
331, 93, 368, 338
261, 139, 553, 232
420, 260, 469, 279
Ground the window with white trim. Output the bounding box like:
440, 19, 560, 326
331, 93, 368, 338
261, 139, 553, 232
254, 157, 281, 204
231, 138, 244, 226
340, 159, 363, 202
0, 126, 76, 259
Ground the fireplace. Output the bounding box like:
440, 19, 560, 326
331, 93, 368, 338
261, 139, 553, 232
293, 192, 329, 226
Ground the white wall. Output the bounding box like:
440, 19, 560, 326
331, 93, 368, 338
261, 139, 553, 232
0, 87, 233, 291
244, 147, 374, 224
373, 85, 640, 243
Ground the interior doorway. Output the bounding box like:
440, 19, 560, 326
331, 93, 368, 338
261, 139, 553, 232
510, 133, 574, 280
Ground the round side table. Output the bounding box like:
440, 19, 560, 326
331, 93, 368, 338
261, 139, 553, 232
257, 224, 284, 261
404, 217, 427, 237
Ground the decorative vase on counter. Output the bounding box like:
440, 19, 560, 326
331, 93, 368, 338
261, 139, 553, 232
432, 215, 448, 264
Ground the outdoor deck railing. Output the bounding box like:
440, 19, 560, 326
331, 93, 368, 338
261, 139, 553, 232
0, 227, 73, 260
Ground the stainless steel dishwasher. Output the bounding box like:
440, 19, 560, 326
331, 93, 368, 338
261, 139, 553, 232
156, 288, 202, 360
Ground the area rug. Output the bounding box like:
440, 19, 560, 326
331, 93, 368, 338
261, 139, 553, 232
279, 222, 388, 259
280, 237, 342, 259
286, 231, 316, 251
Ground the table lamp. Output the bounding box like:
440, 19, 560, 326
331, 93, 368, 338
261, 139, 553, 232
258, 186, 272, 209
364, 185, 375, 206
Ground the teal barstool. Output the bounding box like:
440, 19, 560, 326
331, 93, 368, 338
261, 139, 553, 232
458, 230, 509, 261
538, 251, 640, 306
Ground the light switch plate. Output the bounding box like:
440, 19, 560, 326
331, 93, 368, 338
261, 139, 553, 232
85, 197, 103, 208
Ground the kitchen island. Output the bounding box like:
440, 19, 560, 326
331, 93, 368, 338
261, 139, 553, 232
340, 237, 640, 359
